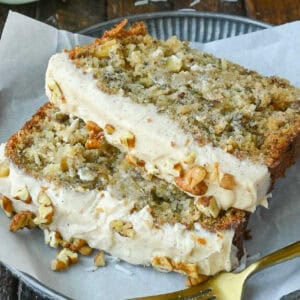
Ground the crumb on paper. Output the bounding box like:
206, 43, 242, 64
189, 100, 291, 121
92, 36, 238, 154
114, 264, 134, 276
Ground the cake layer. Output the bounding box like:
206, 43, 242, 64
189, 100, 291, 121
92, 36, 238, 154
0, 103, 247, 279
46, 22, 300, 212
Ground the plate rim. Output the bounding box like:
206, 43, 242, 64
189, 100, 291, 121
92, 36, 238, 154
6, 11, 271, 300
79, 10, 272, 36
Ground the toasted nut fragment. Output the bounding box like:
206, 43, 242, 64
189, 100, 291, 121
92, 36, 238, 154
125, 154, 145, 168
79, 245, 93, 256
0, 195, 14, 217
0, 163, 10, 177
185, 274, 209, 287
183, 151, 196, 165
9, 211, 36, 232
111, 220, 136, 238
173, 163, 184, 177
175, 166, 208, 196
44, 229, 62, 248
13, 186, 32, 204
220, 173, 236, 190
120, 131, 135, 148
173, 261, 199, 278
34, 191, 54, 225
152, 256, 173, 272
69, 238, 87, 251
86, 121, 103, 133
48, 80, 65, 103
93, 39, 117, 58
51, 248, 78, 271
94, 251, 106, 267
85, 138, 102, 149
195, 196, 220, 218
51, 259, 68, 271
104, 124, 115, 135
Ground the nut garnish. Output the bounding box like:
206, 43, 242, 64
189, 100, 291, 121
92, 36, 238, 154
0, 195, 14, 217
94, 250, 106, 267
152, 256, 200, 279
120, 131, 136, 148
173, 163, 184, 177
34, 191, 54, 225
44, 229, 62, 248
0, 163, 10, 177
48, 80, 65, 103
85, 121, 104, 149
13, 186, 32, 204
9, 211, 36, 232
175, 166, 208, 196
183, 151, 196, 165
220, 173, 236, 190
69, 238, 87, 251
195, 196, 220, 218
111, 220, 136, 238
51, 248, 78, 271
79, 245, 93, 256
185, 274, 209, 287
125, 153, 145, 167
104, 124, 115, 135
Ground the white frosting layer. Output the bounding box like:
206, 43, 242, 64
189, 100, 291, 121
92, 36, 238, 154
45, 53, 271, 212
0, 144, 237, 276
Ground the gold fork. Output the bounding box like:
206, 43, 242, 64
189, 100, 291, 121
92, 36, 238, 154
133, 241, 300, 300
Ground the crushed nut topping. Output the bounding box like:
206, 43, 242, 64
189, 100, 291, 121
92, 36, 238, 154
220, 173, 236, 190
110, 219, 136, 238
175, 166, 207, 196
94, 250, 106, 267
13, 186, 32, 204
0, 163, 10, 177
120, 131, 136, 148
34, 191, 54, 225
104, 124, 115, 135
0, 195, 14, 217
195, 196, 220, 218
51, 248, 78, 271
9, 211, 36, 232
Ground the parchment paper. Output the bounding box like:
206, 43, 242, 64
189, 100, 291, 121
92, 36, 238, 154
0, 11, 299, 300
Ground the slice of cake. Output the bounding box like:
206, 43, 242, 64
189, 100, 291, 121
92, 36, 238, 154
0, 103, 247, 285
45, 20, 300, 214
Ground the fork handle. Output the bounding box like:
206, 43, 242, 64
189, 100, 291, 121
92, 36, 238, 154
242, 241, 300, 279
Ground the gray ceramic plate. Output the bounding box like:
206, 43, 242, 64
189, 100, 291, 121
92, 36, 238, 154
14, 11, 271, 300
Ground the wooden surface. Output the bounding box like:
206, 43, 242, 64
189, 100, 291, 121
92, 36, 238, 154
0, 0, 299, 299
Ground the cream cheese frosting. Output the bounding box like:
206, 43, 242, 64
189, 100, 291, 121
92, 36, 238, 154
0, 144, 237, 276
46, 53, 271, 212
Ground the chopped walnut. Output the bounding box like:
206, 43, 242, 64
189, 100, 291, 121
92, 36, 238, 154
13, 186, 32, 204
120, 131, 136, 148
195, 196, 220, 218
220, 173, 236, 190
104, 124, 115, 135
0, 163, 10, 177
173, 163, 184, 177
51, 248, 78, 271
94, 250, 106, 267
0, 195, 14, 217
152, 256, 201, 279
125, 153, 145, 167
9, 211, 36, 232
111, 220, 136, 238
175, 166, 207, 196
44, 229, 62, 248
85, 120, 104, 149
79, 245, 93, 256
34, 191, 54, 225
